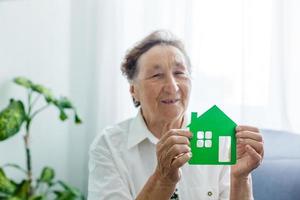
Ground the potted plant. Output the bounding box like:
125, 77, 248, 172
0, 77, 84, 200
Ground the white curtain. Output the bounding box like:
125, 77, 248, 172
91, 0, 300, 136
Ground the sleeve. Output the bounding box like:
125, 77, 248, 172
218, 165, 230, 200
87, 132, 133, 200
218, 167, 255, 200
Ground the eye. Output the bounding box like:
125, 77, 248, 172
152, 73, 162, 78
174, 71, 186, 76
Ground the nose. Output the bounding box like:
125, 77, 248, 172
163, 74, 179, 94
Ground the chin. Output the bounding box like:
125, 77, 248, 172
161, 108, 184, 120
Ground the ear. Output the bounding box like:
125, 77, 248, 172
130, 84, 139, 102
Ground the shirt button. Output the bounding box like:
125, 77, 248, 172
207, 191, 213, 196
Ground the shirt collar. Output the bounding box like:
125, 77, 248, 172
127, 109, 159, 149
127, 109, 190, 149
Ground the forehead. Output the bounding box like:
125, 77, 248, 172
137, 45, 187, 70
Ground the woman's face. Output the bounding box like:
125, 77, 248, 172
130, 45, 191, 123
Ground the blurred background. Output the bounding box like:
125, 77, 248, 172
0, 0, 299, 197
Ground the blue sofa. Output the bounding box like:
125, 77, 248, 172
252, 129, 300, 200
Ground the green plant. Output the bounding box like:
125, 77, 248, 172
0, 77, 84, 200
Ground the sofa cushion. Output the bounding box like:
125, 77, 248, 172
252, 129, 300, 200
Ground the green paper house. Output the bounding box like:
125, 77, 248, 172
188, 105, 237, 165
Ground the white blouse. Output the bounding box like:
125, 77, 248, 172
88, 110, 230, 200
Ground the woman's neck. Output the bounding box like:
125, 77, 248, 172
141, 109, 184, 139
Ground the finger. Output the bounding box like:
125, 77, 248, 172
162, 135, 190, 152
159, 139, 190, 167
166, 144, 191, 166
237, 144, 247, 157
237, 138, 263, 154
236, 125, 259, 133
159, 129, 192, 146
246, 145, 262, 167
156, 135, 190, 168
236, 130, 263, 142
170, 152, 191, 169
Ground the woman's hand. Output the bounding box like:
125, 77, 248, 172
231, 125, 264, 179
154, 129, 192, 185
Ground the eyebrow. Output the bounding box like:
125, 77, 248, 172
150, 62, 185, 69
173, 61, 188, 72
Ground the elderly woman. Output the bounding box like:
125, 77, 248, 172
88, 30, 264, 200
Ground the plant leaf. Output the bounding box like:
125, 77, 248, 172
57, 181, 82, 197
31, 84, 55, 103
7, 197, 22, 200
54, 189, 76, 200
0, 191, 10, 198
0, 99, 26, 141
29, 195, 45, 200
13, 77, 83, 126
0, 168, 17, 195
13, 180, 30, 199
74, 112, 82, 124
3, 164, 27, 174
13, 77, 33, 89
59, 110, 68, 121
56, 97, 73, 109
53, 98, 82, 124
39, 167, 55, 184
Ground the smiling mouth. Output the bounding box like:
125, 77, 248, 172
161, 99, 180, 104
